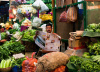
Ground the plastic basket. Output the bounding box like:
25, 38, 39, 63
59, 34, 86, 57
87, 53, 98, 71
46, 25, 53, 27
12, 66, 22, 72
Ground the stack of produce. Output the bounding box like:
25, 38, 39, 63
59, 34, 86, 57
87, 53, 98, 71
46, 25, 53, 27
0, 46, 10, 60
39, 14, 53, 22
88, 42, 100, 55
21, 19, 31, 26
1, 32, 7, 40
22, 29, 36, 42
12, 57, 26, 67
67, 55, 100, 72
2, 40, 25, 54
85, 23, 100, 33
0, 59, 12, 68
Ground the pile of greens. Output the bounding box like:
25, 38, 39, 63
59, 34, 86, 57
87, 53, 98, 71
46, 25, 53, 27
12, 57, 26, 67
2, 40, 25, 54
8, 29, 18, 34
88, 42, 100, 55
67, 55, 100, 72
85, 23, 100, 33
0, 46, 10, 60
22, 30, 36, 42
1, 32, 7, 40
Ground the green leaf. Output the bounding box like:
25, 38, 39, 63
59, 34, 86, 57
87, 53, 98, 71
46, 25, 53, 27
67, 62, 77, 70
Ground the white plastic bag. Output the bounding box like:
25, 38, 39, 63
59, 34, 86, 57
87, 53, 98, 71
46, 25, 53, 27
13, 23, 20, 30
32, 17, 42, 27
32, 0, 49, 12
40, 1, 49, 12
13, 32, 22, 41
32, 0, 41, 9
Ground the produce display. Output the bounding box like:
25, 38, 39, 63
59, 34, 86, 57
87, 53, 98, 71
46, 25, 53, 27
0, 46, 10, 60
88, 42, 100, 55
0, 59, 12, 68
8, 29, 18, 34
22, 29, 36, 42
85, 23, 100, 33
2, 41, 25, 54
39, 14, 53, 21
12, 57, 26, 67
67, 55, 100, 72
1, 32, 7, 40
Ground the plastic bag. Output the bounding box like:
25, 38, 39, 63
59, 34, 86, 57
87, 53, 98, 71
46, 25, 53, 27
32, 17, 42, 27
13, 23, 20, 30
13, 32, 22, 41
32, 0, 41, 9
67, 6, 78, 22
22, 52, 37, 72
59, 11, 68, 22
40, 1, 49, 12
32, 0, 49, 12
17, 8, 22, 14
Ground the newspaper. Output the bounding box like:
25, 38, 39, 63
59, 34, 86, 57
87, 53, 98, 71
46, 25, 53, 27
35, 31, 61, 51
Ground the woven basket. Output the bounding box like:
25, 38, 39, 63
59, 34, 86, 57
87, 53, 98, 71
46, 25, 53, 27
0, 67, 12, 72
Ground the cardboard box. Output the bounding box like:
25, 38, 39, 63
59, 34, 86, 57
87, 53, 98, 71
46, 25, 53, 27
68, 37, 87, 49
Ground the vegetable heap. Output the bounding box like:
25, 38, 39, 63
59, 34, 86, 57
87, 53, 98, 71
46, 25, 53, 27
2, 41, 25, 54
0, 46, 10, 60
12, 57, 26, 67
0, 59, 12, 68
1, 32, 7, 40
85, 23, 100, 33
22, 30, 36, 42
67, 55, 100, 72
88, 42, 100, 55
8, 29, 18, 34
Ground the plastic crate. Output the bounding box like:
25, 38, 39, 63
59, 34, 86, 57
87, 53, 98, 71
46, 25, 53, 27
12, 66, 22, 72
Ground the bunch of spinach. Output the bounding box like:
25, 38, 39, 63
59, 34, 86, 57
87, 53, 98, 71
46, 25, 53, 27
0, 46, 10, 60
2, 41, 25, 54
12, 57, 26, 67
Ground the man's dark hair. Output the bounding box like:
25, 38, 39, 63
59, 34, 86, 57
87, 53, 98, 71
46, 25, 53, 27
46, 23, 52, 28
0, 25, 2, 29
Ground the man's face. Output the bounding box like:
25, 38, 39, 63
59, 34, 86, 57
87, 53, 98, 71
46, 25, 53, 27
46, 26, 52, 33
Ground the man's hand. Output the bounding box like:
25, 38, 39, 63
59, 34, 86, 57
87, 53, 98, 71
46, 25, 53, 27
34, 31, 39, 40
0, 39, 7, 43
40, 49, 54, 53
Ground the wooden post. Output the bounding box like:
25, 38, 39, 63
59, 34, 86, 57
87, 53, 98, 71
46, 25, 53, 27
52, 0, 55, 32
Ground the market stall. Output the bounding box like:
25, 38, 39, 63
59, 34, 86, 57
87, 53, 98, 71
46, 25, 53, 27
0, 0, 100, 72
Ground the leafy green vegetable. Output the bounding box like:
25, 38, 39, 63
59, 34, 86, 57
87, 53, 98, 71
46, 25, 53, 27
2, 40, 25, 53
1, 32, 7, 40
22, 30, 36, 42
85, 23, 100, 33
67, 56, 100, 72
12, 57, 26, 67
88, 42, 100, 55
0, 46, 10, 60
82, 52, 91, 59
8, 29, 18, 34
0, 59, 12, 68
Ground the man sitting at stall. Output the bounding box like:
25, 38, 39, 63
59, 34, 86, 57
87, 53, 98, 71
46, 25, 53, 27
35, 23, 61, 55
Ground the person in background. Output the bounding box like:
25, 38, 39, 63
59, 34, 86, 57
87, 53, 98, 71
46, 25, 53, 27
0, 25, 6, 43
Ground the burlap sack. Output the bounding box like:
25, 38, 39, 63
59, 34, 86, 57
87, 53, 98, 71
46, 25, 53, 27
36, 52, 69, 72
